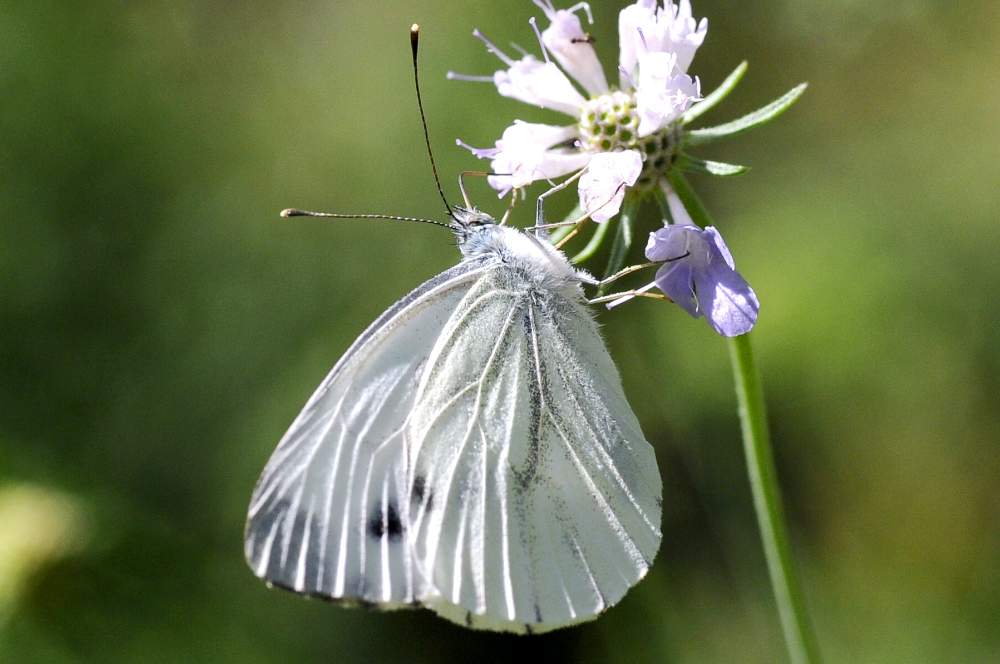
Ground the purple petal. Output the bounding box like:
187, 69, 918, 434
704, 226, 736, 269
646, 224, 760, 337
696, 259, 760, 337
644, 224, 699, 262
456, 138, 499, 160
654, 260, 698, 317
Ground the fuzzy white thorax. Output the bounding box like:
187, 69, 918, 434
457, 216, 590, 293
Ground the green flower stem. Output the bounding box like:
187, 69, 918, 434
668, 170, 821, 664
729, 334, 821, 664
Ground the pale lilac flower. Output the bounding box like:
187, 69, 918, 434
619, 0, 707, 82
463, 121, 590, 193
635, 52, 701, 137
451, 0, 706, 222
645, 222, 759, 337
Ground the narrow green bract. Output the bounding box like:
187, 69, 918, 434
684, 82, 809, 147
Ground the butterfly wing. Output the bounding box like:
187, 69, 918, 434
406, 273, 662, 633
244, 258, 492, 607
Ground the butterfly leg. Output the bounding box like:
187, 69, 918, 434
527, 171, 589, 244
592, 262, 658, 288
584, 249, 690, 296
534, 169, 585, 229
588, 284, 667, 308
499, 188, 521, 226
525, 219, 583, 232
553, 181, 629, 250
458, 170, 511, 209
529, 169, 631, 249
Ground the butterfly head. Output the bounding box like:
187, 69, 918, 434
450, 205, 499, 245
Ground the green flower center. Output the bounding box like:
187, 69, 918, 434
577, 92, 681, 193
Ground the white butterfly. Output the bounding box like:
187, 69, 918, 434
244, 204, 662, 634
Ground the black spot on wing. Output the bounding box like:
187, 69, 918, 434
367, 500, 404, 541
411, 474, 434, 512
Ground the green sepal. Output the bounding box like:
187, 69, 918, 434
652, 185, 675, 224
548, 204, 583, 244
675, 154, 750, 177
684, 83, 808, 147
560, 203, 583, 223
682, 61, 748, 126
571, 212, 613, 264
597, 197, 638, 296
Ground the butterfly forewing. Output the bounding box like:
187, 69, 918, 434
245, 260, 491, 606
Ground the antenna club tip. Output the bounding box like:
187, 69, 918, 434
410, 23, 420, 53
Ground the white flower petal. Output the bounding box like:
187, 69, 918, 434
485, 120, 588, 191
659, 181, 693, 225
493, 55, 586, 116
635, 52, 700, 136
541, 8, 609, 96
618, 0, 707, 84
501, 120, 580, 151
578, 150, 643, 223
490, 151, 591, 193
668, 0, 708, 73
456, 138, 499, 160
618, 0, 656, 88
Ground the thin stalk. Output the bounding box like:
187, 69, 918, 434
668, 169, 821, 664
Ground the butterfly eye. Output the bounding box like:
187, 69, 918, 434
465, 213, 497, 228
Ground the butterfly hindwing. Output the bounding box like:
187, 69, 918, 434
406, 268, 662, 633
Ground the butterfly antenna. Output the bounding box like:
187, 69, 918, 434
410, 24, 456, 221
280, 208, 454, 231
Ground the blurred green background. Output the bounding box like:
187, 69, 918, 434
2, 1, 998, 662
